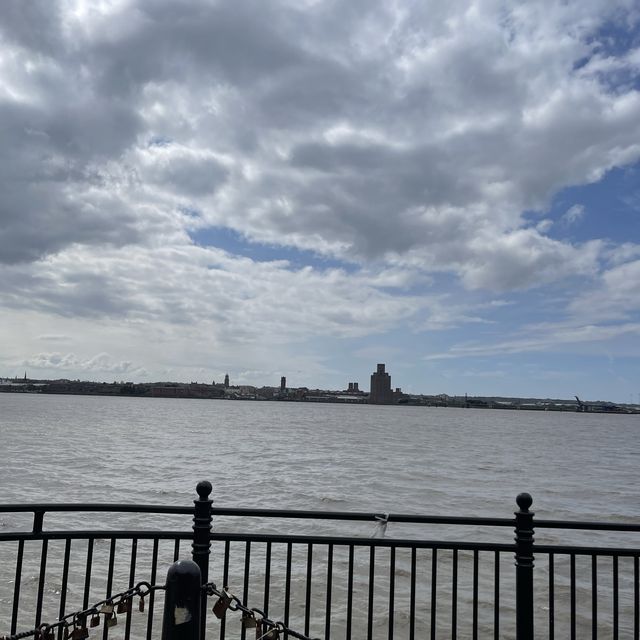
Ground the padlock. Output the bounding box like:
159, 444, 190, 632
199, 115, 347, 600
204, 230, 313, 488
90, 613, 100, 628
138, 595, 145, 612
99, 603, 114, 615
70, 627, 88, 640
116, 599, 129, 614
211, 589, 233, 619
106, 613, 118, 628
241, 611, 257, 629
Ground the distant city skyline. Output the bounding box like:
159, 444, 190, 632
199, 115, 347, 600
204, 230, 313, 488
1, 1, 639, 403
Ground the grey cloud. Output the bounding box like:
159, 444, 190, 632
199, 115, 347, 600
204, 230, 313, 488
0, 0, 63, 55
86, 0, 307, 98
1, 0, 639, 293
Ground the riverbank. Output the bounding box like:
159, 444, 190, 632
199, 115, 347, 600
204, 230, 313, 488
1, 378, 638, 413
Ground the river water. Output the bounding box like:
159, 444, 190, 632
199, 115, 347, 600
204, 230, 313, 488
0, 393, 638, 638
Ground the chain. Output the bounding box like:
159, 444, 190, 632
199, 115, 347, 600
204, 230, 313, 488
0, 581, 165, 640
203, 582, 320, 640
4, 579, 319, 640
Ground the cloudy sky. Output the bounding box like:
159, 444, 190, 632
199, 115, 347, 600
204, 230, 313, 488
1, 0, 639, 401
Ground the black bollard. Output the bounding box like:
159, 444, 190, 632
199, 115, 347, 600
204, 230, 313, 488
161, 560, 202, 640
514, 492, 535, 640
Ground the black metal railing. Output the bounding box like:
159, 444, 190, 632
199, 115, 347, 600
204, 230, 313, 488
0, 483, 638, 639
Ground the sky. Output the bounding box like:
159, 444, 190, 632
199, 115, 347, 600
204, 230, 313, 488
1, 0, 639, 402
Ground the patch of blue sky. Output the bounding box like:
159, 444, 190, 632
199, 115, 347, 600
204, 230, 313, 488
148, 135, 173, 147
425, 348, 640, 401
579, 17, 640, 91
533, 161, 640, 245
300, 308, 640, 400
189, 226, 358, 272
587, 16, 640, 59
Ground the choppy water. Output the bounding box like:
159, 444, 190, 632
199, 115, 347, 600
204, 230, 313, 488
0, 394, 638, 638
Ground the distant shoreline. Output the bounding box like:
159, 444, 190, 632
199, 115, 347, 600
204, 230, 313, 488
1, 379, 638, 414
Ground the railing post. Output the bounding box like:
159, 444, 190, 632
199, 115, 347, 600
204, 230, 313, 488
514, 492, 535, 640
192, 480, 212, 640
161, 559, 201, 640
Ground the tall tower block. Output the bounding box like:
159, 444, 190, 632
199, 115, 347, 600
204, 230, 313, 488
369, 364, 393, 404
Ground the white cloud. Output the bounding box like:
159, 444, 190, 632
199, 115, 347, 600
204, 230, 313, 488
569, 259, 640, 320
562, 204, 586, 225
424, 321, 640, 360
22, 351, 145, 375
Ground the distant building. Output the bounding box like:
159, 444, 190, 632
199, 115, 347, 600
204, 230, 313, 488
224, 373, 229, 388
369, 364, 393, 404
280, 376, 286, 392
346, 382, 360, 392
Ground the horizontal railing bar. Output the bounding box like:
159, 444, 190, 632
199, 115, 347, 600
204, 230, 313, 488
535, 545, 640, 557
0, 530, 515, 551
214, 510, 516, 526
1, 504, 638, 531
535, 519, 640, 532
209, 533, 517, 551
0, 504, 514, 526
0, 504, 193, 515
0, 531, 192, 541
2, 531, 637, 555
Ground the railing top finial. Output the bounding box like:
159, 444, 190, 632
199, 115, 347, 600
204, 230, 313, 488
516, 492, 533, 512
196, 480, 212, 501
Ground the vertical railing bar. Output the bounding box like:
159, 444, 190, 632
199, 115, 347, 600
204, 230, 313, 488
11, 539, 25, 635
58, 539, 71, 640
570, 554, 576, 640
549, 553, 554, 640
346, 545, 354, 640
33, 511, 44, 535
472, 550, 478, 640
264, 541, 272, 617
409, 547, 416, 640
305, 543, 313, 638
388, 545, 395, 640
241, 541, 251, 640
367, 546, 375, 640
284, 542, 292, 633
35, 539, 49, 627
430, 548, 438, 640
82, 538, 94, 610
173, 538, 180, 562
220, 540, 230, 640
146, 537, 159, 640
633, 555, 638, 640
102, 538, 116, 640
591, 554, 597, 640
494, 550, 499, 640
452, 549, 458, 640
325, 544, 333, 640
124, 538, 137, 640
612, 555, 618, 640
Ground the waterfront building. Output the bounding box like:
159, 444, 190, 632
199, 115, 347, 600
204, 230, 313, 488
281, 376, 286, 392
369, 364, 393, 404
224, 373, 229, 388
